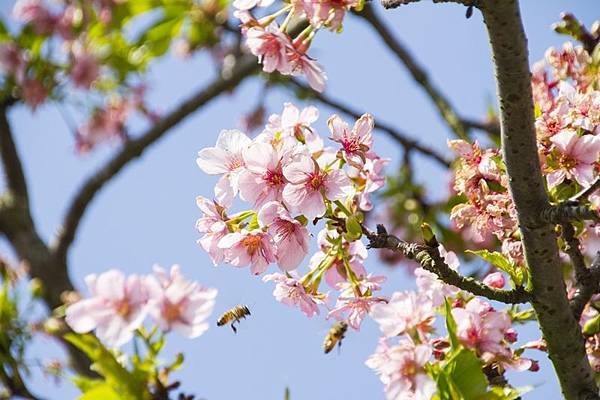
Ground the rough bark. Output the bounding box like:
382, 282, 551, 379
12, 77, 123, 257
480, 0, 598, 398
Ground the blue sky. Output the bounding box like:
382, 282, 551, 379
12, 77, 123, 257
0, 1, 598, 399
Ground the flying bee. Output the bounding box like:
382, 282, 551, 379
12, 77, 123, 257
217, 305, 251, 333
323, 321, 348, 354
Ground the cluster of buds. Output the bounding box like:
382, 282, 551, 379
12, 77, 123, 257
234, 0, 365, 91
0, 0, 161, 151
196, 102, 388, 329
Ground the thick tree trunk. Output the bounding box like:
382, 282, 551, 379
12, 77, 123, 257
479, 1, 598, 398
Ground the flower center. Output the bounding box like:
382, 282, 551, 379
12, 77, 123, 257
228, 156, 244, 171
559, 153, 578, 170
265, 169, 284, 186
343, 136, 361, 153
115, 300, 131, 317
242, 235, 262, 256
163, 300, 183, 322
308, 173, 324, 191
401, 360, 417, 377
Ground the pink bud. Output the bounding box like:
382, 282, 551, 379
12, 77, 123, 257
504, 328, 518, 343
483, 272, 505, 289
529, 360, 540, 372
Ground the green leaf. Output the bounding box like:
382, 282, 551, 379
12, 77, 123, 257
64, 333, 150, 400
444, 299, 459, 350
445, 348, 489, 400
466, 249, 526, 286
345, 215, 362, 241
79, 383, 121, 400
584, 314, 600, 336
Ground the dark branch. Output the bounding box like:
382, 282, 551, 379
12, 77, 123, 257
379, 0, 472, 10
541, 203, 600, 224
570, 248, 600, 320
365, 224, 530, 304
287, 78, 451, 167
0, 103, 29, 201
52, 55, 260, 259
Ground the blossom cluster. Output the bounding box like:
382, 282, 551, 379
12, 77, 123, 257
234, 0, 364, 91
0, 0, 163, 151
448, 38, 599, 268
196, 102, 388, 329
367, 249, 537, 399
65, 265, 217, 347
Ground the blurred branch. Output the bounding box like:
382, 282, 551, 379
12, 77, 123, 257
365, 224, 530, 303
0, 102, 29, 202
461, 117, 500, 136
358, 4, 470, 139
0, 360, 45, 400
52, 55, 260, 259
288, 78, 451, 167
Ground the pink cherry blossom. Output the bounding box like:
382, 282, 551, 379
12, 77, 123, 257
414, 246, 460, 306
238, 142, 290, 207
0, 43, 24, 78
328, 113, 374, 166
483, 272, 506, 289
76, 101, 128, 152
282, 153, 352, 219
262, 272, 324, 317
288, 46, 327, 92
370, 291, 435, 339
196, 196, 230, 265
347, 154, 389, 210
70, 52, 100, 89
328, 295, 386, 330
257, 201, 309, 271
323, 257, 367, 288
366, 338, 436, 400
218, 229, 276, 275
146, 265, 217, 338
451, 298, 512, 357
233, 0, 274, 10
295, 0, 360, 30
547, 130, 600, 188
196, 129, 252, 204
272, 102, 323, 151
65, 269, 150, 347
21, 78, 47, 111
245, 24, 293, 74
13, 0, 56, 35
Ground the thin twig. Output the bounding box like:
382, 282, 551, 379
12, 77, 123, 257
357, 4, 468, 139
288, 78, 451, 167
52, 55, 260, 259
364, 224, 530, 303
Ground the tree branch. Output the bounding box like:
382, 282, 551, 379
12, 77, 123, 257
52, 55, 260, 259
379, 0, 471, 10
0, 103, 29, 201
358, 4, 480, 139
478, 0, 598, 398
365, 224, 530, 303
573, 253, 600, 317
287, 78, 451, 167
541, 203, 600, 224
